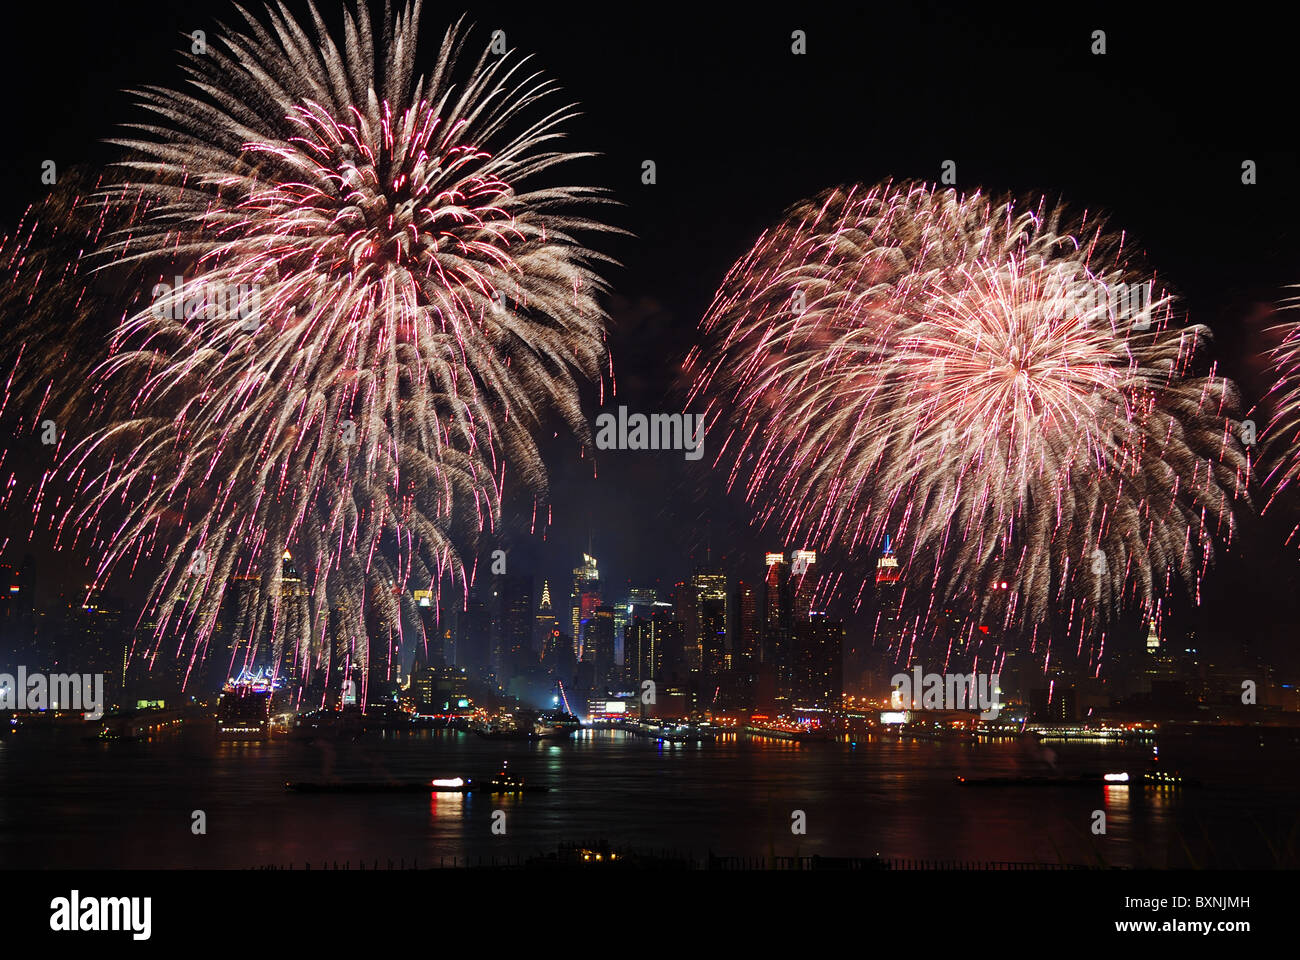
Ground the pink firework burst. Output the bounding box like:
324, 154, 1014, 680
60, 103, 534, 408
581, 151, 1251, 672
687, 180, 1248, 663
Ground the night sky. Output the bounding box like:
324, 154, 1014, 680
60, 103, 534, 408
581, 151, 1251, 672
3, 1, 1299, 673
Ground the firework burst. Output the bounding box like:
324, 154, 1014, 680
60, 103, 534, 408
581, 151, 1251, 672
1257, 302, 1300, 530
688, 181, 1247, 661
38, 1, 614, 697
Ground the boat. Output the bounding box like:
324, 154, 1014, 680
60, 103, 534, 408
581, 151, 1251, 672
285, 762, 547, 794
470, 709, 580, 740
956, 770, 1198, 788
533, 710, 581, 739
216, 680, 272, 741
469, 710, 529, 739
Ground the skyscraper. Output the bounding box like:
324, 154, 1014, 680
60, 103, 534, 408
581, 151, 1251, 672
534, 580, 559, 652
761, 552, 796, 714
762, 552, 789, 659
793, 611, 844, 710
457, 592, 492, 677
876, 536, 901, 637
492, 573, 534, 678
616, 587, 659, 685
693, 565, 728, 689
726, 579, 760, 710
276, 551, 312, 685
631, 610, 681, 695
0, 557, 36, 669
588, 605, 616, 691
789, 549, 816, 624
570, 553, 600, 660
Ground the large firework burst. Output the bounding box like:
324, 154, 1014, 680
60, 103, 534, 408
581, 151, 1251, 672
41, 1, 614, 696
688, 181, 1246, 657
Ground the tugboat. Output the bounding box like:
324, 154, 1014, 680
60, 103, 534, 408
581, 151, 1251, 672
484, 759, 539, 791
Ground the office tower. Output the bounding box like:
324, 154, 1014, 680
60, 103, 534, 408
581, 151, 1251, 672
789, 549, 816, 623
412, 587, 448, 668
1145, 617, 1161, 654
491, 573, 534, 678
698, 591, 727, 689
692, 564, 727, 672
845, 536, 902, 696
631, 610, 681, 687
614, 594, 630, 674
722, 580, 760, 710
673, 579, 699, 673
363, 581, 405, 710
411, 663, 470, 714
275, 551, 313, 685
762, 552, 792, 713
630, 616, 656, 684
792, 611, 844, 710
534, 580, 559, 652
875, 536, 901, 639
733, 580, 759, 670
621, 593, 668, 686
0, 557, 36, 668
457, 592, 492, 677
59, 588, 130, 709
762, 552, 789, 654
569, 553, 600, 660
588, 605, 616, 691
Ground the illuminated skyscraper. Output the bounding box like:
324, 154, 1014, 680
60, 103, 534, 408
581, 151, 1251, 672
631, 610, 681, 691
570, 553, 600, 659
763, 552, 788, 644
873, 536, 902, 649
692, 565, 728, 691
762, 552, 791, 714
1146, 617, 1161, 654
534, 580, 559, 651
276, 551, 312, 683
617, 587, 659, 682
733, 580, 759, 670
789, 549, 816, 624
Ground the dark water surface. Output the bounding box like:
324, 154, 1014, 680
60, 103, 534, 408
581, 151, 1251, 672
1, 726, 1296, 868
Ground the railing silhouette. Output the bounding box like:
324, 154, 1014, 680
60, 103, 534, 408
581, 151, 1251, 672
251, 852, 1109, 871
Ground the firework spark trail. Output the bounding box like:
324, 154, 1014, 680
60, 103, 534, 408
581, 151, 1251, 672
1257, 297, 1300, 536
23, 1, 615, 699
687, 181, 1247, 663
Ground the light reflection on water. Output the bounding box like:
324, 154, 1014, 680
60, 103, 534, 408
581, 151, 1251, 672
0, 725, 1294, 868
